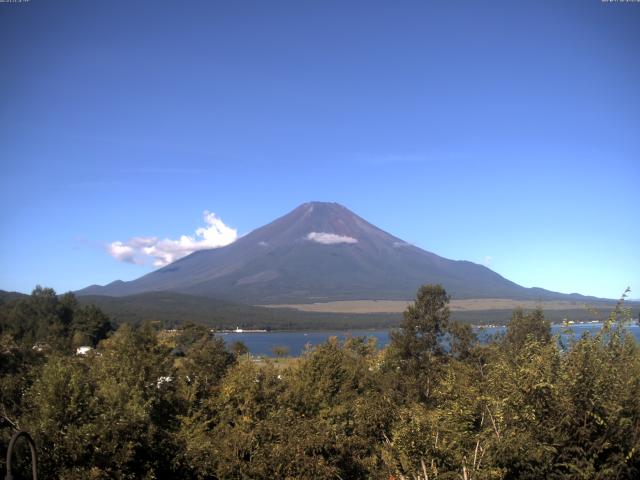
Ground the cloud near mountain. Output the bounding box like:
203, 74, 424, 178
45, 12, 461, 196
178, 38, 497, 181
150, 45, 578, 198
107, 211, 237, 267
307, 232, 358, 244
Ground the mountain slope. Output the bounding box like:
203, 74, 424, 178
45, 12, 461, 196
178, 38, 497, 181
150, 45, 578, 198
78, 202, 593, 304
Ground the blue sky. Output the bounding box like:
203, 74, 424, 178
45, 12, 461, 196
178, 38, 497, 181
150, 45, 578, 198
1, 0, 638, 300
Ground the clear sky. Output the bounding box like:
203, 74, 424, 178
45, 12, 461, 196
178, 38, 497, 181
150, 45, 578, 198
1, 0, 638, 300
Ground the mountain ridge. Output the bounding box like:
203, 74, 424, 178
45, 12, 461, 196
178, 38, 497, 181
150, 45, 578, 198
77, 202, 599, 304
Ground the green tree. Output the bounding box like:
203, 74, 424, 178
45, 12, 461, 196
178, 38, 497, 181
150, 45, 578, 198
391, 284, 451, 357
85, 323, 176, 478
0, 286, 65, 348
0, 287, 113, 352
553, 307, 640, 479
175, 330, 235, 406
22, 355, 98, 478
71, 303, 113, 347
387, 284, 451, 403
230, 340, 249, 357
504, 306, 551, 349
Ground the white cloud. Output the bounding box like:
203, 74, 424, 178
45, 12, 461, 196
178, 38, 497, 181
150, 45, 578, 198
307, 232, 358, 245
107, 242, 139, 264
393, 241, 410, 248
483, 255, 493, 267
107, 211, 237, 267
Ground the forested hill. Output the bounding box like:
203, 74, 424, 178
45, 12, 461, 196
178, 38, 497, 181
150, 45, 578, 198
0, 290, 27, 303
77, 292, 401, 330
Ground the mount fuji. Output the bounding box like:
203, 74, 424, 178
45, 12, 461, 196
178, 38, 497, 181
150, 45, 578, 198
78, 202, 590, 304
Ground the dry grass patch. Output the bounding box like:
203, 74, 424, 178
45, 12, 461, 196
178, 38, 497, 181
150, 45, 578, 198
261, 298, 609, 314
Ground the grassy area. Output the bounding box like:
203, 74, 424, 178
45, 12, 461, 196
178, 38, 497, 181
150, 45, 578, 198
262, 298, 622, 314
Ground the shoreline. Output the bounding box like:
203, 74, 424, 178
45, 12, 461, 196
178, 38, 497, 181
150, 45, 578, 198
210, 320, 639, 335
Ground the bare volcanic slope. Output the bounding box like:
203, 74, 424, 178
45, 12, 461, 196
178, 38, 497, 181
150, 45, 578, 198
78, 202, 592, 304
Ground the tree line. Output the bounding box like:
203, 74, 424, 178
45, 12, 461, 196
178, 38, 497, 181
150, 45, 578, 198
1, 285, 639, 479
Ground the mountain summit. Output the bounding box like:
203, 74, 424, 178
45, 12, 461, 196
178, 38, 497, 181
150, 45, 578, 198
78, 202, 584, 303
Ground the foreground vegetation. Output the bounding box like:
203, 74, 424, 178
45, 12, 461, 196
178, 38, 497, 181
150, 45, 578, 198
1, 285, 639, 479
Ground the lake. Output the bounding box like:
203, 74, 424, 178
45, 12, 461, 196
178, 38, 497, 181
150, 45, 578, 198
219, 322, 640, 357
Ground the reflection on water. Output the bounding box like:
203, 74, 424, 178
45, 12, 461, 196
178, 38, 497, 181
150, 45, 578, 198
219, 322, 640, 357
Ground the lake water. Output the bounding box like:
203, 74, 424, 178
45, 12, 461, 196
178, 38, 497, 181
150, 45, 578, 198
219, 323, 640, 357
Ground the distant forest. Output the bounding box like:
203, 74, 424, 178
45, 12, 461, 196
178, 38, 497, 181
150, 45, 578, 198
1, 285, 639, 479
1, 288, 629, 332
77, 292, 629, 330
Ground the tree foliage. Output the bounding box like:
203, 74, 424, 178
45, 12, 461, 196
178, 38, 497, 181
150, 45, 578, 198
1, 284, 639, 479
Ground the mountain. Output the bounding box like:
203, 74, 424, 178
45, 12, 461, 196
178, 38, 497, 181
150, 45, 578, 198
0, 289, 28, 304
77, 202, 594, 304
